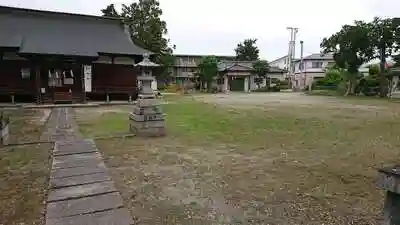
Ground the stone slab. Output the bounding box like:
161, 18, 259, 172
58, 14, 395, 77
50, 165, 106, 179
46, 208, 134, 225
48, 181, 117, 202
53, 152, 103, 163
129, 113, 164, 122
130, 120, 165, 129
132, 127, 166, 137
132, 105, 161, 115
52, 159, 105, 170
52, 152, 103, 169
136, 99, 159, 107
46, 192, 124, 219
377, 170, 400, 194
50, 172, 112, 189
54, 140, 98, 156
52, 159, 104, 170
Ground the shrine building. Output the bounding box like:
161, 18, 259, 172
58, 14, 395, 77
0, 5, 150, 104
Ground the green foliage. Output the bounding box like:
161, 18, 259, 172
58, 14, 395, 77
322, 69, 343, 86
321, 20, 375, 95
368, 64, 380, 75
235, 39, 260, 61
321, 17, 400, 96
101, 1, 175, 80
321, 20, 374, 74
252, 60, 270, 86
198, 56, 218, 91
253, 86, 280, 92
101, 4, 120, 17
253, 60, 270, 77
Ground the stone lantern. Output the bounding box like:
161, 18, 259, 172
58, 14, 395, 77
129, 53, 166, 137
377, 165, 400, 224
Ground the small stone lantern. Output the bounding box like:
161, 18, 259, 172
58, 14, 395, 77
129, 53, 166, 137
377, 165, 400, 224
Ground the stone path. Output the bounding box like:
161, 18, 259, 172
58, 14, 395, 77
44, 108, 134, 225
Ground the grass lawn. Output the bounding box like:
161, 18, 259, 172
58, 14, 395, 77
0, 109, 51, 224
0, 144, 52, 225
2, 108, 50, 144
75, 94, 400, 224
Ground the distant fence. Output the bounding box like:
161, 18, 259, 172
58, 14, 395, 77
0, 111, 10, 146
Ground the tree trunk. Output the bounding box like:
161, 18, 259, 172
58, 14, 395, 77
379, 47, 388, 97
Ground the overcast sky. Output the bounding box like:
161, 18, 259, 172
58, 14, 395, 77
1, 0, 399, 60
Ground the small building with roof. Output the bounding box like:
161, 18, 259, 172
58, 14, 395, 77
218, 61, 285, 92
0, 5, 151, 104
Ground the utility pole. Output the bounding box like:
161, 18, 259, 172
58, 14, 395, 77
286, 27, 298, 89
300, 40, 304, 90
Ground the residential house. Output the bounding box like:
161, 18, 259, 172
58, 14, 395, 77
0, 6, 151, 104
269, 55, 289, 71
293, 53, 335, 88
218, 61, 285, 92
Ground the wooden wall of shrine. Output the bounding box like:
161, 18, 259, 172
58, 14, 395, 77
0, 53, 140, 103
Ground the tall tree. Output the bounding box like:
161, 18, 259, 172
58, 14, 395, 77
235, 39, 260, 61
101, 4, 120, 17
198, 56, 218, 92
101, 0, 175, 82
321, 21, 375, 95
368, 17, 400, 97
252, 60, 270, 88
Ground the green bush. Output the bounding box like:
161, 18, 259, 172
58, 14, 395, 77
253, 87, 270, 92
253, 85, 281, 92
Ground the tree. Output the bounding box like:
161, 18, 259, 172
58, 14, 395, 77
368, 17, 400, 97
368, 64, 380, 76
321, 20, 375, 95
101, 4, 120, 17
101, 0, 175, 82
235, 39, 260, 61
198, 56, 219, 92
252, 60, 270, 88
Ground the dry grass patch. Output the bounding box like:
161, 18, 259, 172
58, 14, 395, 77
76, 95, 400, 224
2, 109, 50, 144
0, 143, 52, 225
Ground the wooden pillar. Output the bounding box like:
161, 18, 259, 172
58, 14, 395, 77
81, 64, 86, 103
35, 65, 41, 104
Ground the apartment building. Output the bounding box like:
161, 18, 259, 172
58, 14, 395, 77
172, 54, 236, 84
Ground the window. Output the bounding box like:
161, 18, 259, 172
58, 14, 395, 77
312, 61, 323, 68
21, 68, 30, 79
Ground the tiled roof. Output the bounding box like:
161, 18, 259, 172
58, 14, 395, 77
218, 60, 285, 73
0, 6, 149, 57
302, 53, 334, 60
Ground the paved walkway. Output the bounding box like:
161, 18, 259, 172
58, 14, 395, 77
44, 108, 134, 225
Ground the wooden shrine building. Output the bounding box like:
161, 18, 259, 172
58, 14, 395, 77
0, 6, 150, 104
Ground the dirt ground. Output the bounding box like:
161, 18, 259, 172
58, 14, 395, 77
78, 93, 400, 225
0, 109, 51, 225
193, 92, 386, 110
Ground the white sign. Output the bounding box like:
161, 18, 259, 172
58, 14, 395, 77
84, 65, 92, 92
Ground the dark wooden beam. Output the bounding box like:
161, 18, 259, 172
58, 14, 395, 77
35, 65, 41, 104
81, 64, 86, 103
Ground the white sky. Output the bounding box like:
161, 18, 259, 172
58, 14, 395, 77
1, 0, 399, 60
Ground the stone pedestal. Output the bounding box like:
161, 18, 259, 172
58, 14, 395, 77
129, 54, 165, 137
129, 98, 166, 137
377, 166, 400, 224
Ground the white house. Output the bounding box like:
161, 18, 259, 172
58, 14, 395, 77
271, 53, 396, 89
269, 55, 290, 71
292, 53, 335, 88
